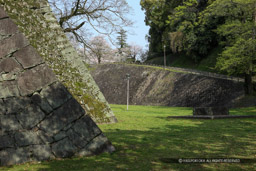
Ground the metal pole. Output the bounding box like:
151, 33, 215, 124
127, 78, 129, 110
126, 74, 130, 110
164, 45, 166, 69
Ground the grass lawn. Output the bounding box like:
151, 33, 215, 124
1, 105, 256, 171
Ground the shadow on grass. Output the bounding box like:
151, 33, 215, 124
34, 117, 256, 171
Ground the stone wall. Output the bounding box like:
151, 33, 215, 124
0, 7, 114, 166
91, 64, 246, 107
0, 0, 116, 124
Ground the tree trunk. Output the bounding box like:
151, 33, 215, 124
244, 72, 254, 95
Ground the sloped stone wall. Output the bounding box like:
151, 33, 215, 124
0, 0, 117, 124
91, 64, 245, 107
0, 8, 114, 166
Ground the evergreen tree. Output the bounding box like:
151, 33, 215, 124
140, 0, 213, 59
140, 0, 256, 95
140, 0, 182, 53
202, 0, 256, 94
168, 0, 215, 62
117, 29, 128, 50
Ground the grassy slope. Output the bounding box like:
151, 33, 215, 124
146, 47, 222, 73
1, 105, 255, 171
144, 47, 256, 82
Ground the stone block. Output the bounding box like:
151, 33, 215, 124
62, 121, 74, 131
37, 130, 54, 144
53, 131, 67, 141
0, 99, 5, 114
0, 58, 22, 73
0, 18, 18, 35
16, 104, 45, 129
0, 147, 30, 166
0, 33, 29, 59
78, 134, 114, 156
66, 129, 86, 149
0, 115, 22, 132
31, 145, 52, 161
14, 46, 43, 69
51, 138, 77, 158
40, 82, 72, 109
0, 7, 7, 19
66, 116, 102, 149
14, 131, 42, 147
39, 99, 85, 136
0, 135, 15, 149
17, 64, 56, 96
72, 115, 101, 142
5, 96, 31, 114
193, 107, 229, 116
32, 92, 53, 114
1, 73, 17, 81
0, 81, 20, 98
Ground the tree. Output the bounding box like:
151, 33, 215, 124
202, 0, 256, 95
126, 43, 143, 62
49, 0, 132, 48
168, 0, 215, 62
141, 0, 219, 61
87, 36, 113, 64
116, 29, 128, 54
140, 49, 149, 62
140, 0, 183, 53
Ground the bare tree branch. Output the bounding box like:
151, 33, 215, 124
64, 21, 85, 32
49, 0, 133, 49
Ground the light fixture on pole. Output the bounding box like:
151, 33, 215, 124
126, 73, 130, 111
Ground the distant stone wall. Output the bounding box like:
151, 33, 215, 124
0, 0, 116, 123
91, 64, 246, 107
0, 8, 114, 166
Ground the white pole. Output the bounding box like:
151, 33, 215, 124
127, 77, 129, 110
164, 45, 166, 69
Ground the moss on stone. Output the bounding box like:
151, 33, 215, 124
0, 0, 116, 123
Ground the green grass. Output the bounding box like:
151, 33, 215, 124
146, 47, 223, 73
196, 47, 222, 72
169, 54, 197, 69
146, 53, 196, 69
230, 107, 256, 116
1, 105, 256, 171
124, 63, 187, 73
